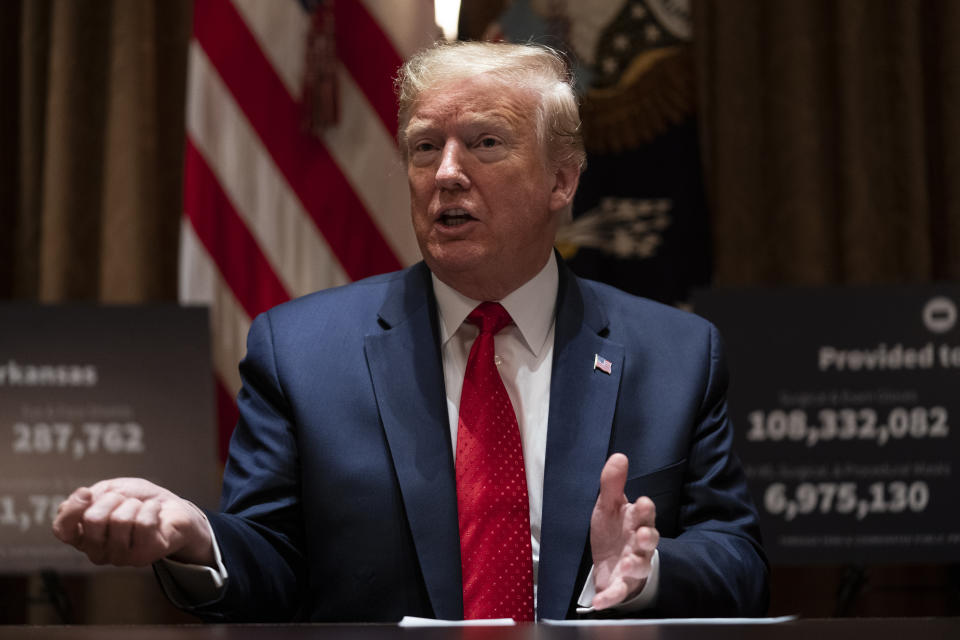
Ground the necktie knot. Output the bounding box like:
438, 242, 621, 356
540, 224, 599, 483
467, 302, 512, 336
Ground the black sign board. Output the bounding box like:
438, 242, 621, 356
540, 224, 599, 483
694, 286, 960, 564
0, 305, 218, 572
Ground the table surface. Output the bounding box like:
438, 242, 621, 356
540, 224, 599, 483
0, 619, 959, 640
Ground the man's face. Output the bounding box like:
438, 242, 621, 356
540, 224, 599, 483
404, 75, 578, 299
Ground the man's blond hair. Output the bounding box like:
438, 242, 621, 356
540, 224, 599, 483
395, 41, 586, 173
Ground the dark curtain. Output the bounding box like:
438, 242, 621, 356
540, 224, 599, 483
695, 0, 960, 286
1, 0, 190, 303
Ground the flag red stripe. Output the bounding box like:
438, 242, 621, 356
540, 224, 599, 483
193, 0, 403, 280
184, 140, 291, 317
335, 0, 404, 139
215, 374, 241, 463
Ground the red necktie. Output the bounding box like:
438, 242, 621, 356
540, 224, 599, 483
456, 302, 535, 622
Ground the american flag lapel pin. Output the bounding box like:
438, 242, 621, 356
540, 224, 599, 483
593, 354, 613, 375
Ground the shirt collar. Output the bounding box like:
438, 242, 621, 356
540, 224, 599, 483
432, 252, 559, 357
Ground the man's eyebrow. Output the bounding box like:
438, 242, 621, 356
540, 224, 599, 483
459, 113, 515, 130
404, 120, 436, 139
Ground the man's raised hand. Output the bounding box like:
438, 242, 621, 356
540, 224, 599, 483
589, 453, 660, 610
52, 478, 213, 568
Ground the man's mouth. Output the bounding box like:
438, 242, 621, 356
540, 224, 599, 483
438, 209, 475, 227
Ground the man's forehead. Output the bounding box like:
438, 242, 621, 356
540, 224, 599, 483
405, 78, 537, 132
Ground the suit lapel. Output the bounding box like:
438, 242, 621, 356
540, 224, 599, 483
364, 264, 464, 619
537, 262, 624, 620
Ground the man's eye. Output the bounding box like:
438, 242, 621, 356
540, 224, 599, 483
414, 142, 435, 153
477, 137, 499, 148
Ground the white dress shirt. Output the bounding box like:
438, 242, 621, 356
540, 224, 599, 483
157, 252, 658, 613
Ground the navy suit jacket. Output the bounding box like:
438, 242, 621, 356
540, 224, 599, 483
192, 259, 768, 622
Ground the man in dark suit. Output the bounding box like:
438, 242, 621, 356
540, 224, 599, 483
53, 41, 768, 622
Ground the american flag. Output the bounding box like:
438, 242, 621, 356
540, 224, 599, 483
593, 354, 613, 374
180, 0, 438, 460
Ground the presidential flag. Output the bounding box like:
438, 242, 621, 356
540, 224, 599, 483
477, 0, 712, 307
180, 0, 438, 459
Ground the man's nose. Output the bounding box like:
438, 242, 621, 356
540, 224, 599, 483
435, 140, 470, 190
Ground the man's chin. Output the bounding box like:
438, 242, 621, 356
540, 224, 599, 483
423, 252, 492, 281
421, 243, 490, 275
422, 248, 506, 294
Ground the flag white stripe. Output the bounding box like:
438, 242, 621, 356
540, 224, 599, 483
231, 0, 308, 100
362, 0, 440, 59
187, 42, 350, 298
179, 219, 249, 398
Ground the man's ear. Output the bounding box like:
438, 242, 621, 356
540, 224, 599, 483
549, 163, 581, 213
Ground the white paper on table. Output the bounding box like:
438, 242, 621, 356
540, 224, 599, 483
398, 616, 517, 627
541, 615, 798, 626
